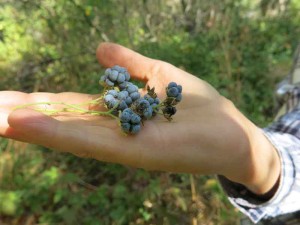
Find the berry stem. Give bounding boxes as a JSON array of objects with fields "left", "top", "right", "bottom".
[
  {"left": 13, "top": 100, "right": 120, "bottom": 120},
  {"left": 13, "top": 101, "right": 89, "bottom": 113},
  {"left": 76, "top": 96, "right": 103, "bottom": 107}
]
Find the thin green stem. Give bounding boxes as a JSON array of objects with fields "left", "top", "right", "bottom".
[
  {"left": 13, "top": 101, "right": 87, "bottom": 112},
  {"left": 78, "top": 96, "right": 103, "bottom": 106},
  {"left": 14, "top": 100, "right": 120, "bottom": 120}
]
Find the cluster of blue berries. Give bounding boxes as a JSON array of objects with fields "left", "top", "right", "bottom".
[
  {"left": 100, "top": 65, "right": 130, "bottom": 88},
  {"left": 100, "top": 65, "right": 182, "bottom": 134},
  {"left": 166, "top": 82, "right": 182, "bottom": 103},
  {"left": 119, "top": 108, "right": 141, "bottom": 134}
]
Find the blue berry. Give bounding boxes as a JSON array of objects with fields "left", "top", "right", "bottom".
[
  {"left": 104, "top": 94, "right": 114, "bottom": 102},
  {"left": 120, "top": 110, "right": 132, "bottom": 123},
  {"left": 120, "top": 115, "right": 131, "bottom": 123},
  {"left": 119, "top": 81, "right": 128, "bottom": 90},
  {"left": 127, "top": 84, "right": 138, "bottom": 93},
  {"left": 108, "top": 70, "right": 118, "bottom": 81},
  {"left": 168, "top": 82, "right": 177, "bottom": 89},
  {"left": 121, "top": 91, "right": 129, "bottom": 97},
  {"left": 121, "top": 122, "right": 131, "bottom": 133},
  {"left": 131, "top": 124, "right": 141, "bottom": 134},
  {"left": 100, "top": 75, "right": 106, "bottom": 82},
  {"left": 123, "top": 108, "right": 133, "bottom": 114},
  {"left": 118, "top": 101, "right": 128, "bottom": 110},
  {"left": 117, "top": 91, "right": 127, "bottom": 100},
  {"left": 104, "top": 68, "right": 111, "bottom": 76},
  {"left": 144, "top": 94, "right": 154, "bottom": 104},
  {"left": 167, "top": 87, "right": 179, "bottom": 97},
  {"left": 131, "top": 113, "right": 141, "bottom": 124},
  {"left": 177, "top": 85, "right": 182, "bottom": 93},
  {"left": 136, "top": 99, "right": 150, "bottom": 111},
  {"left": 110, "top": 101, "right": 118, "bottom": 109},
  {"left": 105, "top": 79, "right": 114, "bottom": 87},
  {"left": 125, "top": 97, "right": 133, "bottom": 105},
  {"left": 130, "top": 92, "right": 140, "bottom": 101},
  {"left": 107, "top": 90, "right": 118, "bottom": 97},
  {"left": 117, "top": 73, "right": 125, "bottom": 83},
  {"left": 124, "top": 72, "right": 130, "bottom": 81},
  {"left": 143, "top": 107, "right": 153, "bottom": 119},
  {"left": 176, "top": 93, "right": 182, "bottom": 102},
  {"left": 105, "top": 97, "right": 118, "bottom": 108},
  {"left": 112, "top": 65, "right": 122, "bottom": 71}
]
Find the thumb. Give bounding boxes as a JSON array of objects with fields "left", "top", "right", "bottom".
[
  {"left": 96, "top": 42, "right": 161, "bottom": 82},
  {"left": 96, "top": 42, "right": 200, "bottom": 91}
]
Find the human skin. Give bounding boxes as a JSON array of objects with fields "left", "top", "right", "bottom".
[{"left": 0, "top": 42, "right": 280, "bottom": 195}]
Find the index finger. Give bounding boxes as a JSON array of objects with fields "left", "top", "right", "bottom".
[{"left": 0, "top": 91, "right": 101, "bottom": 135}]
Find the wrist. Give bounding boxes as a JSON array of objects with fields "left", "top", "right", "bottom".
[
  {"left": 242, "top": 127, "right": 281, "bottom": 195},
  {"left": 220, "top": 98, "right": 281, "bottom": 195}
]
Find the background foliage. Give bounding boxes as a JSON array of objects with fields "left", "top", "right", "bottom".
[{"left": 0, "top": 0, "right": 299, "bottom": 224}]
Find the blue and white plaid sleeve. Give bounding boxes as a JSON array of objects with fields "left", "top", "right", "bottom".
[{"left": 218, "top": 86, "right": 300, "bottom": 224}]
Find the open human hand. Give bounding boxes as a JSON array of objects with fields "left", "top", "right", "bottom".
[{"left": 0, "top": 43, "right": 279, "bottom": 194}]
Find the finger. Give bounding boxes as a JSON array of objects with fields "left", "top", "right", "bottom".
[
  {"left": 96, "top": 42, "right": 163, "bottom": 82},
  {"left": 96, "top": 42, "right": 200, "bottom": 93},
  {"left": 0, "top": 91, "right": 103, "bottom": 135},
  {"left": 7, "top": 109, "right": 112, "bottom": 153},
  {"left": 0, "top": 91, "right": 103, "bottom": 113},
  {"left": 6, "top": 109, "right": 142, "bottom": 166},
  {"left": 30, "top": 92, "right": 101, "bottom": 110}
]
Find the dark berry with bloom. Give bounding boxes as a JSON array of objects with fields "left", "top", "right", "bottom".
[{"left": 119, "top": 108, "right": 141, "bottom": 134}]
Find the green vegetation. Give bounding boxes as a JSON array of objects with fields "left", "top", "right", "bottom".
[{"left": 1, "top": 0, "right": 300, "bottom": 224}]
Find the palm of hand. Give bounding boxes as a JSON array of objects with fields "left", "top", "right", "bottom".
[{"left": 0, "top": 43, "right": 235, "bottom": 175}]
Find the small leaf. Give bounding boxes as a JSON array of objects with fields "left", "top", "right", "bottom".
[{"left": 146, "top": 86, "right": 157, "bottom": 98}]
